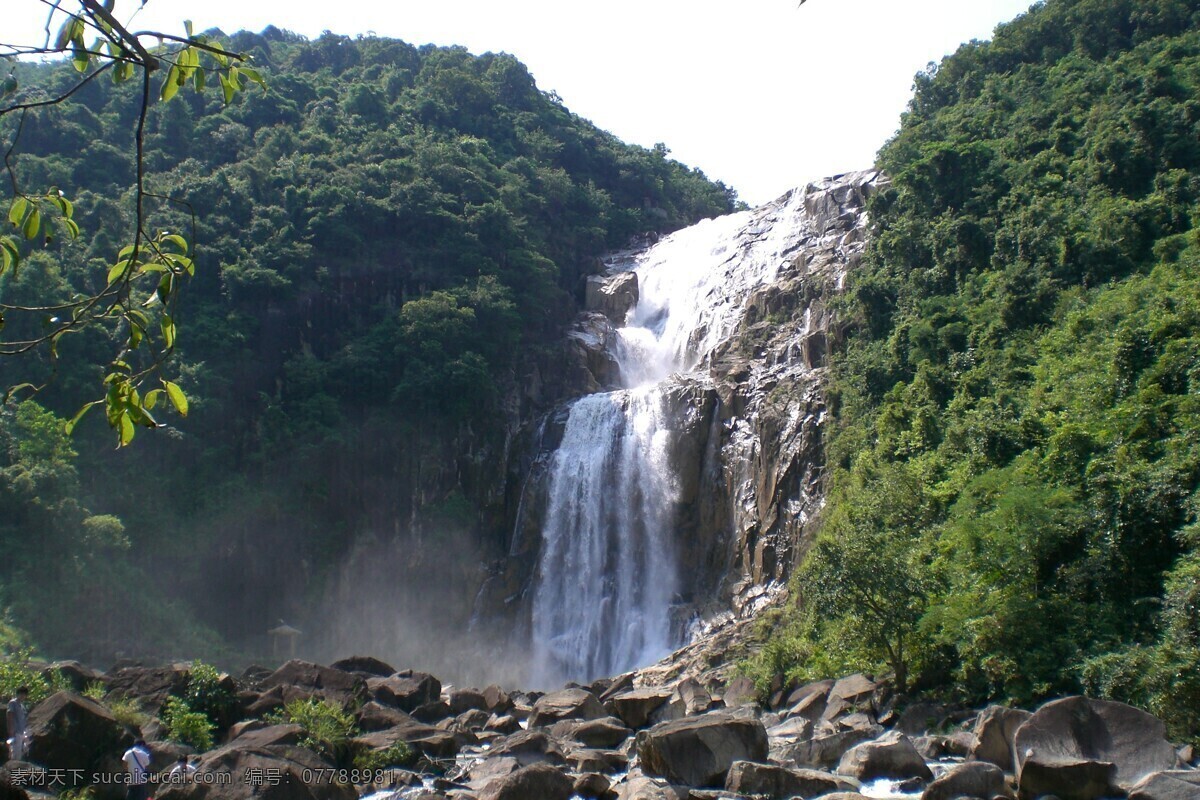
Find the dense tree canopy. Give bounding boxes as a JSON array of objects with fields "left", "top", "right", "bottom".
[
  {"left": 756, "top": 0, "right": 1200, "bottom": 741},
  {"left": 0, "top": 25, "right": 738, "bottom": 661}
]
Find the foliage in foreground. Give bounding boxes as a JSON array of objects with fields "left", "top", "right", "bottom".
[{"left": 754, "top": 0, "right": 1200, "bottom": 741}]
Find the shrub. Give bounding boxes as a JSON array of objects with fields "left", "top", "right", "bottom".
[
  {"left": 184, "top": 660, "right": 235, "bottom": 724},
  {"left": 161, "top": 696, "right": 215, "bottom": 751},
  {"left": 352, "top": 742, "right": 415, "bottom": 771},
  {"left": 269, "top": 698, "right": 357, "bottom": 764}
]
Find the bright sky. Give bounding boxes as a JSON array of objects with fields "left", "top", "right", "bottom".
[{"left": 9, "top": 0, "right": 1037, "bottom": 205}]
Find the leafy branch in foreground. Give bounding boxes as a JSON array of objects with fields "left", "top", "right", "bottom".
[{"left": 0, "top": 0, "right": 264, "bottom": 445}]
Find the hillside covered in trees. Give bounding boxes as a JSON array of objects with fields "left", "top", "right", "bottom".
[
  {"left": 0, "top": 28, "right": 737, "bottom": 663},
  {"left": 755, "top": 0, "right": 1200, "bottom": 741}
]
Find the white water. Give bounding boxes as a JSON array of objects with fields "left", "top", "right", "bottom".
[{"left": 530, "top": 189, "right": 819, "bottom": 686}]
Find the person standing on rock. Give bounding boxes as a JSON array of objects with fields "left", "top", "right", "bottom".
[
  {"left": 168, "top": 755, "right": 197, "bottom": 781},
  {"left": 122, "top": 739, "right": 152, "bottom": 800},
  {"left": 5, "top": 686, "right": 29, "bottom": 761}
]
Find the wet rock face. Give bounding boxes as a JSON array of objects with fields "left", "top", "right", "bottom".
[{"left": 585, "top": 271, "right": 639, "bottom": 324}]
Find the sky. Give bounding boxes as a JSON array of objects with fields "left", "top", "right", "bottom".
[{"left": 8, "top": 0, "right": 1038, "bottom": 205}]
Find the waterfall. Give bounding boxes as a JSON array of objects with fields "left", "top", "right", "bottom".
[{"left": 530, "top": 187, "right": 821, "bottom": 686}]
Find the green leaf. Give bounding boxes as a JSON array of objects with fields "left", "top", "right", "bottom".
[
  {"left": 184, "top": 19, "right": 194, "bottom": 37},
  {"left": 144, "top": 389, "right": 163, "bottom": 410},
  {"left": 0, "top": 237, "right": 17, "bottom": 273},
  {"left": 3, "top": 383, "right": 37, "bottom": 403},
  {"left": 219, "top": 72, "right": 235, "bottom": 104},
  {"left": 161, "top": 313, "right": 176, "bottom": 350},
  {"left": 107, "top": 260, "right": 130, "bottom": 285},
  {"left": 1, "top": 75, "right": 17, "bottom": 98},
  {"left": 65, "top": 401, "right": 101, "bottom": 435},
  {"left": 54, "top": 18, "right": 74, "bottom": 50},
  {"left": 118, "top": 412, "right": 135, "bottom": 447},
  {"left": 194, "top": 67, "right": 206, "bottom": 92},
  {"left": 163, "top": 381, "right": 188, "bottom": 417},
  {"left": 9, "top": 197, "right": 28, "bottom": 227},
  {"left": 161, "top": 64, "right": 181, "bottom": 102},
  {"left": 240, "top": 67, "right": 267, "bottom": 90},
  {"left": 63, "top": 218, "right": 80, "bottom": 239},
  {"left": 72, "top": 45, "right": 90, "bottom": 73},
  {"left": 22, "top": 206, "right": 40, "bottom": 240},
  {"left": 163, "top": 233, "right": 189, "bottom": 253},
  {"left": 114, "top": 61, "right": 134, "bottom": 84}
]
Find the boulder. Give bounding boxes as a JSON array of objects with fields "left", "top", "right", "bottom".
[
  {"left": 26, "top": 692, "right": 130, "bottom": 788},
  {"left": 550, "top": 716, "right": 632, "bottom": 748},
  {"left": 156, "top": 742, "right": 355, "bottom": 800},
  {"left": 477, "top": 762, "right": 574, "bottom": 800},
  {"left": 637, "top": 712, "right": 769, "bottom": 787},
  {"left": 42, "top": 661, "right": 103, "bottom": 693},
  {"left": 615, "top": 773, "right": 683, "bottom": 800},
  {"left": 0, "top": 766, "right": 31, "bottom": 800},
  {"left": 464, "top": 756, "right": 520, "bottom": 792},
  {"left": 487, "top": 730, "right": 566, "bottom": 766},
  {"left": 1017, "top": 757, "right": 1116, "bottom": 800},
  {"left": 971, "top": 705, "right": 1031, "bottom": 772},
  {"left": 366, "top": 670, "right": 440, "bottom": 712},
  {"left": 226, "top": 724, "right": 303, "bottom": 749},
  {"left": 922, "top": 762, "right": 1014, "bottom": 800},
  {"left": 568, "top": 748, "right": 628, "bottom": 774},
  {"left": 448, "top": 688, "right": 488, "bottom": 715},
  {"left": 1129, "top": 770, "right": 1200, "bottom": 800},
  {"left": 721, "top": 676, "right": 757, "bottom": 708},
  {"left": 327, "top": 656, "right": 394, "bottom": 677},
  {"left": 610, "top": 688, "right": 673, "bottom": 729},
  {"left": 356, "top": 701, "right": 412, "bottom": 732},
  {"left": 829, "top": 674, "right": 877, "bottom": 707},
  {"left": 895, "top": 701, "right": 951, "bottom": 736},
  {"left": 781, "top": 724, "right": 883, "bottom": 769},
  {"left": 106, "top": 664, "right": 191, "bottom": 710},
  {"left": 485, "top": 714, "right": 522, "bottom": 735},
  {"left": 585, "top": 271, "right": 639, "bottom": 324},
  {"left": 1014, "top": 697, "right": 1178, "bottom": 793},
  {"left": 837, "top": 731, "right": 933, "bottom": 783},
  {"left": 573, "top": 772, "right": 611, "bottom": 799},
  {"left": 482, "top": 685, "right": 513, "bottom": 714},
  {"left": 353, "top": 716, "right": 460, "bottom": 759},
  {"left": 528, "top": 688, "right": 605, "bottom": 727},
  {"left": 454, "top": 709, "right": 490, "bottom": 731},
  {"left": 260, "top": 661, "right": 365, "bottom": 708},
  {"left": 724, "top": 760, "right": 853, "bottom": 798}
]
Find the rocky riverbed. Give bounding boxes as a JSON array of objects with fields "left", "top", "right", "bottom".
[{"left": 3, "top": 655, "right": 1197, "bottom": 800}]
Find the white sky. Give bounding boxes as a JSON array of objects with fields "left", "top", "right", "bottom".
[{"left": 9, "top": 0, "right": 1037, "bottom": 205}]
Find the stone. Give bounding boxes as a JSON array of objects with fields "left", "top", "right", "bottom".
[
  {"left": 675, "top": 679, "right": 715, "bottom": 717},
  {"left": 26, "top": 692, "right": 130, "bottom": 791},
  {"left": 411, "top": 700, "right": 452, "bottom": 723},
  {"left": 829, "top": 674, "right": 877, "bottom": 707},
  {"left": 356, "top": 701, "right": 412, "bottom": 732},
  {"left": 573, "top": 772, "right": 611, "bottom": 799},
  {"left": 637, "top": 712, "right": 769, "bottom": 788},
  {"left": 550, "top": 716, "right": 632, "bottom": 748},
  {"left": 156, "top": 742, "right": 355, "bottom": 800},
  {"left": 105, "top": 664, "right": 191, "bottom": 710},
  {"left": 0, "top": 766, "right": 31, "bottom": 800},
  {"left": 922, "top": 762, "right": 1014, "bottom": 800},
  {"left": 615, "top": 773, "right": 683, "bottom": 800},
  {"left": 482, "top": 685, "right": 513, "bottom": 714},
  {"left": 448, "top": 688, "right": 488, "bottom": 715},
  {"left": 528, "top": 688, "right": 606, "bottom": 727},
  {"left": 261, "top": 660, "right": 365, "bottom": 708},
  {"left": 610, "top": 688, "right": 673, "bottom": 729},
  {"left": 1014, "top": 696, "right": 1178, "bottom": 793},
  {"left": 353, "top": 716, "right": 460, "bottom": 759},
  {"left": 971, "top": 705, "right": 1032, "bottom": 773},
  {"left": 484, "top": 714, "right": 522, "bottom": 735},
  {"left": 781, "top": 724, "right": 883, "bottom": 770},
  {"left": 465, "top": 756, "right": 520, "bottom": 792},
  {"left": 1128, "top": 770, "right": 1200, "bottom": 800},
  {"left": 1017, "top": 757, "right": 1116, "bottom": 800},
  {"left": 585, "top": 271, "right": 639, "bottom": 324},
  {"left": 836, "top": 731, "right": 933, "bottom": 783},
  {"left": 43, "top": 661, "right": 103, "bottom": 693},
  {"left": 477, "top": 763, "right": 574, "bottom": 800},
  {"left": 785, "top": 679, "right": 833, "bottom": 710},
  {"left": 327, "top": 656, "right": 395, "bottom": 677},
  {"left": 724, "top": 760, "right": 853, "bottom": 798},
  {"left": 721, "top": 676, "right": 757, "bottom": 708},
  {"left": 487, "top": 730, "right": 566, "bottom": 766},
  {"left": 226, "top": 724, "right": 303, "bottom": 749},
  {"left": 367, "top": 670, "right": 441, "bottom": 712},
  {"left": 895, "top": 701, "right": 950, "bottom": 736}
]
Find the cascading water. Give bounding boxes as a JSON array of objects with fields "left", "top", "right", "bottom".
[{"left": 530, "top": 188, "right": 826, "bottom": 687}]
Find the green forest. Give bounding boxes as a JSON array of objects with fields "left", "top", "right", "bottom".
[
  {"left": 755, "top": 0, "right": 1200, "bottom": 741},
  {"left": 0, "top": 27, "right": 736, "bottom": 662}
]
